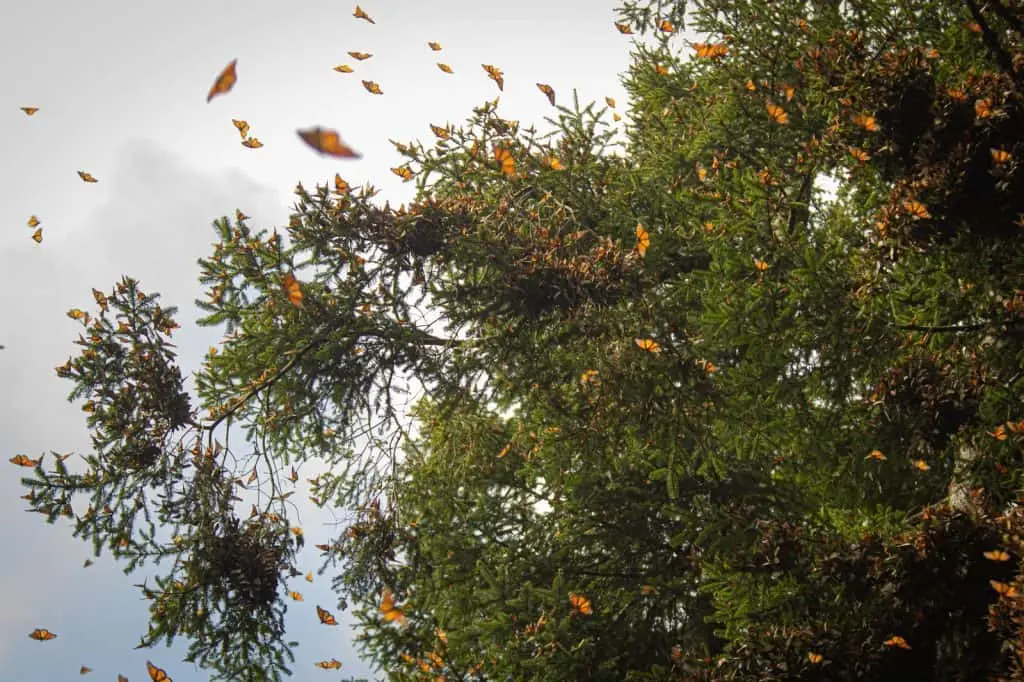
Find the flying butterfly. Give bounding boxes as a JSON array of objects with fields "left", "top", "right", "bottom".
[
  {"left": 635, "top": 223, "right": 650, "bottom": 257},
  {"left": 482, "top": 64, "right": 504, "bottom": 91},
  {"left": 146, "top": 660, "right": 171, "bottom": 682},
  {"left": 391, "top": 166, "right": 414, "bottom": 181},
  {"left": 614, "top": 22, "right": 633, "bottom": 34},
  {"left": 232, "top": 119, "right": 250, "bottom": 139},
  {"left": 28, "top": 628, "right": 57, "bottom": 641},
  {"left": 306, "top": 571, "right": 314, "bottom": 582},
  {"left": 866, "top": 449, "right": 886, "bottom": 461},
  {"left": 991, "top": 148, "right": 1011, "bottom": 166},
  {"left": 21, "top": 107, "right": 39, "bottom": 115},
  {"left": 333, "top": 64, "right": 354, "bottom": 73},
  {"left": 118, "top": 676, "right": 128, "bottom": 682},
  {"left": 333, "top": 174, "right": 351, "bottom": 194},
  {"left": 236, "top": 209, "right": 250, "bottom": 222},
  {"left": 430, "top": 124, "right": 450, "bottom": 139},
  {"left": 437, "top": 62, "right": 453, "bottom": 74},
  {"left": 78, "top": 171, "right": 98, "bottom": 183},
  {"left": 289, "top": 591, "right": 304, "bottom": 601},
  {"left": 206, "top": 59, "right": 238, "bottom": 102},
  {"left": 912, "top": 459, "right": 930, "bottom": 471},
  {"left": 536, "top": 83, "right": 555, "bottom": 106},
  {"left": 348, "top": 51, "right": 372, "bottom": 60},
  {"left": 658, "top": 19, "right": 675, "bottom": 33},
  {"left": 884, "top": 635, "right": 911, "bottom": 650},
  {"left": 605, "top": 96, "right": 616, "bottom": 108},
  {"left": 428, "top": 41, "right": 442, "bottom": 51},
  {"left": 315, "top": 659, "right": 342, "bottom": 670},
  {"left": 297, "top": 127, "right": 361, "bottom": 158},
  {"left": 316, "top": 605, "right": 339, "bottom": 625},
  {"left": 634, "top": 338, "right": 661, "bottom": 353},
  {"left": 353, "top": 5, "right": 375, "bottom": 23},
  {"left": 984, "top": 550, "right": 1011, "bottom": 561},
  {"left": 808, "top": 652, "right": 824, "bottom": 664},
  {"left": 362, "top": 80, "right": 383, "bottom": 95},
  {"left": 10, "top": 454, "right": 41, "bottom": 467},
  {"left": 241, "top": 137, "right": 263, "bottom": 149},
  {"left": 81, "top": 666, "right": 93, "bottom": 675},
  {"left": 766, "top": 102, "right": 789, "bottom": 124},
  {"left": 852, "top": 112, "right": 879, "bottom": 131},
  {"left": 380, "top": 588, "right": 408, "bottom": 626},
  {"left": 281, "top": 273, "right": 303, "bottom": 307},
  {"left": 569, "top": 592, "right": 592, "bottom": 615},
  {"left": 27, "top": 215, "right": 40, "bottom": 227}
]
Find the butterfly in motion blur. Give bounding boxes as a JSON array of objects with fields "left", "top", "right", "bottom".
[
  {"left": 362, "top": 80, "right": 383, "bottom": 95},
  {"left": 78, "top": 170, "right": 98, "bottom": 183},
  {"left": 353, "top": 5, "right": 374, "bottom": 23},
  {"left": 297, "top": 127, "right": 361, "bottom": 158},
  {"left": 28, "top": 628, "right": 57, "bottom": 640},
  {"left": 380, "top": 588, "right": 408, "bottom": 626},
  {"left": 10, "top": 454, "right": 41, "bottom": 467},
  {"left": 206, "top": 59, "right": 238, "bottom": 102},
  {"left": 316, "top": 605, "right": 338, "bottom": 625},
  {"left": 348, "top": 51, "right": 372, "bottom": 60},
  {"left": 437, "top": 63, "right": 453, "bottom": 73},
  {"left": 21, "top": 107, "right": 39, "bottom": 115},
  {"left": 428, "top": 41, "right": 442, "bottom": 51},
  {"left": 569, "top": 592, "right": 592, "bottom": 615},
  {"left": 147, "top": 660, "right": 172, "bottom": 682},
  {"left": 537, "top": 83, "right": 556, "bottom": 106},
  {"left": 482, "top": 64, "right": 504, "bottom": 90},
  {"left": 314, "top": 659, "right": 342, "bottom": 670}
]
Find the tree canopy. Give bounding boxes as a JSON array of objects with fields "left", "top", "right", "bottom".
[{"left": 17, "top": 0, "right": 1024, "bottom": 679}]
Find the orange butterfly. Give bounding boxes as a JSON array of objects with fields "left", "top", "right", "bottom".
[
  {"left": 975, "top": 98, "right": 993, "bottom": 119},
  {"left": 992, "top": 580, "right": 1019, "bottom": 596},
  {"left": 31, "top": 228, "right": 43, "bottom": 244},
  {"left": 288, "top": 466, "right": 298, "bottom": 482},
  {"left": 991, "top": 148, "right": 1011, "bottom": 165},
  {"left": 241, "top": 137, "right": 263, "bottom": 149},
  {"left": 613, "top": 112, "right": 622, "bottom": 121},
  {"left": 380, "top": 588, "right": 408, "bottom": 626},
  {"left": 289, "top": 591, "right": 304, "bottom": 601},
  {"left": 658, "top": 19, "right": 675, "bottom": 33},
  {"left": 146, "top": 660, "right": 171, "bottom": 682},
  {"left": 315, "top": 659, "right": 342, "bottom": 670},
  {"left": 745, "top": 79, "right": 757, "bottom": 91},
  {"left": 947, "top": 88, "right": 968, "bottom": 103},
  {"left": 316, "top": 605, "right": 339, "bottom": 625},
  {"left": 333, "top": 64, "right": 354, "bottom": 73},
  {"left": 428, "top": 41, "right": 442, "bottom": 51},
  {"left": 605, "top": 96, "right": 616, "bottom": 108},
  {"left": 884, "top": 635, "right": 911, "bottom": 650},
  {"left": 118, "top": 676, "right": 129, "bottom": 682},
  {"left": 306, "top": 571, "right": 314, "bottom": 582},
  {"left": 78, "top": 170, "right": 98, "bottom": 183},
  {"left": 808, "top": 652, "right": 824, "bottom": 664},
  {"left": 849, "top": 146, "right": 870, "bottom": 162},
  {"left": 903, "top": 199, "right": 931, "bottom": 219},
  {"left": 236, "top": 209, "right": 250, "bottom": 222},
  {"left": 569, "top": 592, "right": 592, "bottom": 615},
  {"left": 28, "top": 628, "right": 57, "bottom": 641},
  {"left": 27, "top": 215, "right": 40, "bottom": 227},
  {"left": 348, "top": 51, "right": 372, "bottom": 60},
  {"left": 852, "top": 113, "right": 879, "bottom": 131},
  {"left": 437, "top": 62, "right": 453, "bottom": 74},
  {"left": 362, "top": 80, "right": 383, "bottom": 95},
  {"left": 865, "top": 450, "right": 886, "bottom": 461},
  {"left": 482, "top": 64, "right": 504, "bottom": 91},
  {"left": 232, "top": 119, "right": 250, "bottom": 138},
  {"left": 635, "top": 223, "right": 650, "bottom": 257},
  {"left": 634, "top": 338, "right": 661, "bottom": 353},
  {"left": 614, "top": 22, "right": 633, "bottom": 34},
  {"left": 353, "top": 5, "right": 374, "bottom": 23},
  {"left": 536, "top": 83, "right": 555, "bottom": 106},
  {"left": 781, "top": 84, "right": 795, "bottom": 102},
  {"left": 754, "top": 258, "right": 769, "bottom": 272},
  {"left": 984, "top": 550, "right": 1011, "bottom": 561},
  {"left": 21, "top": 107, "right": 39, "bottom": 115},
  {"left": 543, "top": 156, "right": 565, "bottom": 170},
  {"left": 282, "top": 272, "right": 303, "bottom": 307},
  {"left": 391, "top": 166, "right": 414, "bottom": 181},
  {"left": 766, "top": 102, "right": 789, "bottom": 124},
  {"left": 494, "top": 146, "right": 515, "bottom": 176},
  {"left": 297, "top": 127, "right": 361, "bottom": 158},
  {"left": 10, "top": 454, "right": 40, "bottom": 467},
  {"left": 692, "top": 42, "right": 728, "bottom": 58},
  {"left": 333, "top": 174, "right": 351, "bottom": 193},
  {"left": 912, "top": 459, "right": 930, "bottom": 471},
  {"left": 430, "top": 124, "right": 450, "bottom": 139},
  {"left": 81, "top": 666, "right": 93, "bottom": 674},
  {"left": 206, "top": 59, "right": 238, "bottom": 103}
]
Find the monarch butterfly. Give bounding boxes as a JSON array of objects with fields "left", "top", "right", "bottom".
[
  {"left": 569, "top": 592, "right": 592, "bottom": 615},
  {"left": 613, "top": 112, "right": 622, "bottom": 121},
  {"left": 21, "top": 106, "right": 39, "bottom": 115},
  {"left": 912, "top": 459, "right": 930, "bottom": 471},
  {"left": 808, "top": 652, "right": 824, "bottom": 664},
  {"left": 605, "top": 96, "right": 616, "bottom": 108},
  {"left": 766, "top": 102, "right": 789, "bottom": 124},
  {"left": 80, "top": 666, "right": 93, "bottom": 674},
  {"left": 692, "top": 42, "right": 728, "bottom": 58},
  {"left": 31, "top": 228, "right": 43, "bottom": 243},
  {"left": 614, "top": 22, "right": 633, "bottom": 34},
  {"left": 659, "top": 19, "right": 675, "bottom": 33},
  {"left": 852, "top": 113, "right": 879, "bottom": 131},
  {"left": 235, "top": 209, "right": 250, "bottom": 222},
  {"left": 333, "top": 174, "right": 351, "bottom": 194},
  {"left": 380, "top": 588, "right": 408, "bottom": 626},
  {"left": 884, "top": 635, "right": 911, "bottom": 650},
  {"left": 745, "top": 79, "right": 757, "bottom": 91},
  {"left": 991, "top": 424, "right": 1008, "bottom": 440},
  {"left": 288, "top": 466, "right": 298, "bottom": 482},
  {"left": 290, "top": 526, "right": 303, "bottom": 536},
  {"left": 391, "top": 166, "right": 414, "bottom": 181},
  {"left": 494, "top": 147, "right": 515, "bottom": 176},
  {"left": 482, "top": 64, "right": 504, "bottom": 91},
  {"left": 27, "top": 215, "right": 40, "bottom": 227},
  {"left": 206, "top": 59, "right": 238, "bottom": 103},
  {"left": 849, "top": 146, "right": 870, "bottom": 162},
  {"left": 437, "top": 62, "right": 453, "bottom": 73},
  {"left": 781, "top": 84, "right": 795, "bottom": 102},
  {"left": 78, "top": 171, "right": 98, "bottom": 183},
  {"left": 281, "top": 272, "right": 303, "bottom": 307},
  {"left": 984, "top": 550, "right": 1011, "bottom": 561},
  {"left": 991, "top": 580, "right": 1018, "bottom": 597},
  {"left": 536, "top": 83, "right": 555, "bottom": 106},
  {"left": 28, "top": 628, "right": 57, "bottom": 641},
  {"left": 635, "top": 223, "right": 650, "bottom": 257},
  {"left": 754, "top": 258, "right": 769, "bottom": 272},
  {"left": 430, "top": 124, "right": 450, "bottom": 139},
  {"left": 543, "top": 156, "right": 565, "bottom": 171},
  {"left": 348, "top": 51, "right": 372, "bottom": 60},
  {"left": 865, "top": 450, "right": 886, "bottom": 461},
  {"left": 306, "top": 571, "right": 314, "bottom": 582},
  {"left": 10, "top": 454, "right": 40, "bottom": 467},
  {"left": 634, "top": 338, "right": 661, "bottom": 353},
  {"left": 316, "top": 605, "right": 339, "bottom": 625},
  {"left": 297, "top": 127, "right": 361, "bottom": 158},
  {"left": 975, "top": 98, "right": 993, "bottom": 119},
  {"left": 315, "top": 659, "right": 342, "bottom": 670},
  {"left": 947, "top": 88, "right": 968, "bottom": 103},
  {"left": 232, "top": 119, "right": 250, "bottom": 138},
  {"left": 353, "top": 5, "right": 374, "bottom": 23},
  {"left": 146, "top": 660, "right": 171, "bottom": 682},
  {"left": 991, "top": 148, "right": 1011, "bottom": 166},
  {"left": 654, "top": 64, "right": 669, "bottom": 75},
  {"left": 903, "top": 199, "right": 931, "bottom": 219},
  {"left": 289, "top": 591, "right": 304, "bottom": 601},
  {"left": 118, "top": 675, "right": 129, "bottom": 682},
  {"left": 241, "top": 137, "right": 263, "bottom": 148},
  {"left": 362, "top": 80, "right": 383, "bottom": 95},
  {"left": 428, "top": 41, "right": 442, "bottom": 51},
  {"left": 315, "top": 543, "right": 332, "bottom": 552},
  {"left": 333, "top": 64, "right": 354, "bottom": 73}
]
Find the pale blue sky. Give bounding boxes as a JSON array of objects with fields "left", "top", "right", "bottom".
[{"left": 0, "top": 1, "right": 645, "bottom": 679}]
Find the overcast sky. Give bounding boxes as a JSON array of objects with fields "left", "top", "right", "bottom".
[{"left": 0, "top": 1, "right": 641, "bottom": 679}]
